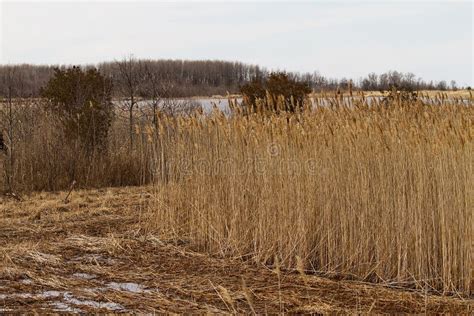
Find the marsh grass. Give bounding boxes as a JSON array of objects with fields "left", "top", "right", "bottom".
[
  {"left": 1, "top": 96, "right": 472, "bottom": 296},
  {"left": 149, "top": 97, "right": 472, "bottom": 296}
]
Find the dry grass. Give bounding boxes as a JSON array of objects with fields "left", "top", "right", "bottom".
[
  {"left": 147, "top": 99, "right": 473, "bottom": 297},
  {"left": 1, "top": 95, "right": 472, "bottom": 308},
  {"left": 0, "top": 99, "right": 155, "bottom": 191},
  {"left": 0, "top": 187, "right": 472, "bottom": 313}
]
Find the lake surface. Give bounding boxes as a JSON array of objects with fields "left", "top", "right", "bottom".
[
  {"left": 115, "top": 98, "right": 240, "bottom": 113},
  {"left": 115, "top": 96, "right": 471, "bottom": 114}
]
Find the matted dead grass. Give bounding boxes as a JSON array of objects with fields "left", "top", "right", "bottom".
[{"left": 0, "top": 186, "right": 472, "bottom": 313}]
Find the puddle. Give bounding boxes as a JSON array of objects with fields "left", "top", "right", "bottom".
[
  {"left": 107, "top": 282, "right": 149, "bottom": 293},
  {"left": 73, "top": 272, "right": 97, "bottom": 280}
]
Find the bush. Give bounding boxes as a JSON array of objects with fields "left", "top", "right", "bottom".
[
  {"left": 240, "top": 72, "right": 311, "bottom": 113},
  {"left": 41, "top": 66, "right": 114, "bottom": 151}
]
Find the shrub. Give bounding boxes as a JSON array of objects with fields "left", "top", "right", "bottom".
[
  {"left": 240, "top": 72, "right": 311, "bottom": 113},
  {"left": 41, "top": 66, "right": 114, "bottom": 151}
]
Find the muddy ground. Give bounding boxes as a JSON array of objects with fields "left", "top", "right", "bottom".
[{"left": 0, "top": 187, "right": 472, "bottom": 313}]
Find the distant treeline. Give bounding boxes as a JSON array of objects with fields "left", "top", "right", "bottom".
[{"left": 0, "top": 59, "right": 464, "bottom": 98}]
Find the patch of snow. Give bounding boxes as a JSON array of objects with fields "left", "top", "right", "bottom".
[
  {"left": 50, "top": 301, "right": 82, "bottom": 313},
  {"left": 1, "top": 290, "right": 124, "bottom": 312},
  {"left": 20, "top": 278, "right": 33, "bottom": 285},
  {"left": 107, "top": 282, "right": 149, "bottom": 293},
  {"left": 73, "top": 272, "right": 96, "bottom": 280},
  {"left": 40, "top": 290, "right": 63, "bottom": 298},
  {"left": 0, "top": 293, "right": 33, "bottom": 299},
  {"left": 63, "top": 292, "right": 124, "bottom": 311},
  {"left": 16, "top": 293, "right": 33, "bottom": 298},
  {"left": 1, "top": 290, "right": 65, "bottom": 300}
]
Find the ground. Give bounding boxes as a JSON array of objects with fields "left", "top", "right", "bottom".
[{"left": 0, "top": 187, "right": 472, "bottom": 313}]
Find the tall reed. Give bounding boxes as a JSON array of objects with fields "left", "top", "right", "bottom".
[
  {"left": 1, "top": 96, "right": 472, "bottom": 295},
  {"left": 149, "top": 98, "right": 472, "bottom": 296}
]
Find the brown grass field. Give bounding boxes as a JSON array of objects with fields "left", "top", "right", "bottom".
[
  {"left": 1, "top": 187, "right": 472, "bottom": 313},
  {"left": 1, "top": 96, "right": 473, "bottom": 313}
]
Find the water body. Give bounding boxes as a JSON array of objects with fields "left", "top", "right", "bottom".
[
  {"left": 114, "top": 98, "right": 239, "bottom": 113},
  {"left": 115, "top": 96, "right": 471, "bottom": 115}
]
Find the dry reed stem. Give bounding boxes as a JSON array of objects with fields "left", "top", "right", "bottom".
[{"left": 148, "top": 99, "right": 473, "bottom": 296}]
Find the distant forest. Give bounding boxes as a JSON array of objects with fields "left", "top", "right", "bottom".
[{"left": 0, "top": 59, "right": 463, "bottom": 98}]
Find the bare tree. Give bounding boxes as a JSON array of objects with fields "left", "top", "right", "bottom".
[
  {"left": 450, "top": 80, "right": 457, "bottom": 91},
  {"left": 114, "top": 55, "right": 144, "bottom": 148},
  {"left": 0, "top": 66, "right": 23, "bottom": 192},
  {"left": 142, "top": 64, "right": 171, "bottom": 130},
  {"left": 437, "top": 80, "right": 447, "bottom": 91},
  {"left": 0, "top": 61, "right": 459, "bottom": 98}
]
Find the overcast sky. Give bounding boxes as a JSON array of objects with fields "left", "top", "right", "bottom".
[{"left": 1, "top": 1, "right": 472, "bottom": 85}]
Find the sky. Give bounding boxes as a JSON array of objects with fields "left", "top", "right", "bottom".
[{"left": 0, "top": 0, "right": 472, "bottom": 86}]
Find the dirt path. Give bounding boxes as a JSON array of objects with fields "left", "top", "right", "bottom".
[{"left": 0, "top": 187, "right": 472, "bottom": 313}]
